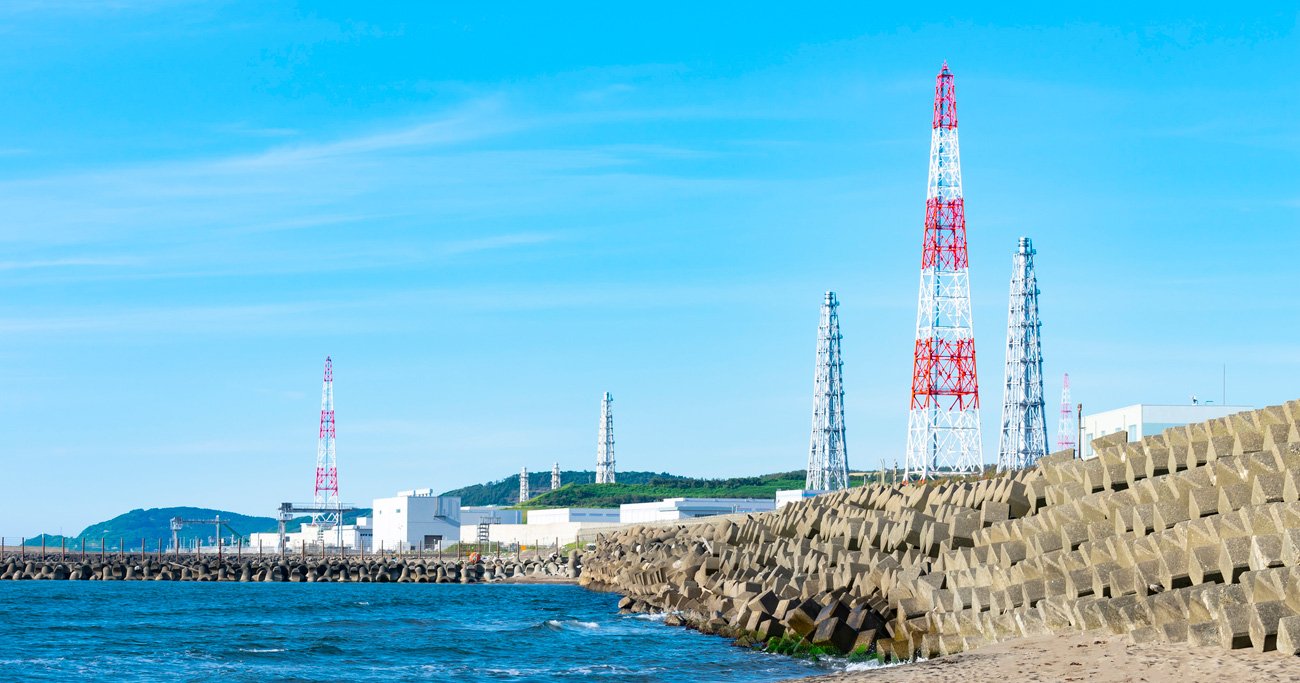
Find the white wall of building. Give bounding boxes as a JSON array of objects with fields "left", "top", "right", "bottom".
[
  {"left": 246, "top": 518, "right": 372, "bottom": 552},
  {"left": 460, "top": 506, "right": 523, "bottom": 526},
  {"left": 467, "top": 521, "right": 619, "bottom": 546},
  {"left": 776, "top": 489, "right": 823, "bottom": 508},
  {"left": 372, "top": 490, "right": 461, "bottom": 552},
  {"left": 526, "top": 507, "right": 621, "bottom": 524},
  {"left": 620, "top": 497, "right": 775, "bottom": 524},
  {"left": 1081, "top": 404, "right": 1252, "bottom": 458}
]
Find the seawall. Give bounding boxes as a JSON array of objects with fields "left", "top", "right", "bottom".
[
  {"left": 0, "top": 552, "right": 582, "bottom": 583},
  {"left": 580, "top": 399, "right": 1300, "bottom": 660}
]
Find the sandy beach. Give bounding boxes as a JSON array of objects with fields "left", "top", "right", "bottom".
[{"left": 790, "top": 631, "right": 1298, "bottom": 682}]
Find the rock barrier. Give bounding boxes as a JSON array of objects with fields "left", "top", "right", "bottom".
[
  {"left": 581, "top": 399, "right": 1300, "bottom": 661},
  {"left": 0, "top": 552, "right": 581, "bottom": 583}
]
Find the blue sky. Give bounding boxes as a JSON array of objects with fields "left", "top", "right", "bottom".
[{"left": 0, "top": 2, "right": 1295, "bottom": 535}]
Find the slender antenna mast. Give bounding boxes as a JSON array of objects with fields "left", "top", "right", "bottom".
[
  {"left": 551, "top": 462, "right": 561, "bottom": 491},
  {"left": 313, "top": 357, "right": 340, "bottom": 532},
  {"left": 1056, "top": 373, "right": 1076, "bottom": 452},
  {"left": 596, "top": 393, "right": 616, "bottom": 484},
  {"left": 806, "top": 291, "right": 849, "bottom": 490},
  {"left": 905, "top": 62, "right": 983, "bottom": 480},
  {"left": 996, "top": 238, "right": 1048, "bottom": 471},
  {"left": 519, "top": 466, "right": 530, "bottom": 503}
]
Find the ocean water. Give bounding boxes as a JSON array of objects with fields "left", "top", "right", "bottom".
[{"left": 0, "top": 583, "right": 852, "bottom": 682}]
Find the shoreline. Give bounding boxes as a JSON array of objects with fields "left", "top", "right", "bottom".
[{"left": 783, "top": 630, "right": 1297, "bottom": 682}]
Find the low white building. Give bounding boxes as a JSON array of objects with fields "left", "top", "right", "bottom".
[
  {"left": 372, "top": 489, "right": 460, "bottom": 552},
  {"left": 775, "top": 489, "right": 823, "bottom": 508},
  {"left": 1081, "top": 403, "right": 1252, "bottom": 458},
  {"left": 525, "top": 508, "right": 621, "bottom": 524},
  {"left": 620, "top": 497, "right": 775, "bottom": 524},
  {"left": 460, "top": 506, "right": 523, "bottom": 527},
  {"left": 247, "top": 517, "right": 372, "bottom": 553}
]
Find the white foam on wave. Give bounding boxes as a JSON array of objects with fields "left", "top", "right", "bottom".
[
  {"left": 630, "top": 612, "right": 667, "bottom": 622},
  {"left": 545, "top": 619, "right": 600, "bottom": 630},
  {"left": 238, "top": 648, "right": 287, "bottom": 653}
]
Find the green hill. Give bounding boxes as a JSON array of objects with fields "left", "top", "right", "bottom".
[
  {"left": 440, "top": 470, "right": 689, "bottom": 506},
  {"left": 518, "top": 471, "right": 808, "bottom": 508},
  {"left": 21, "top": 506, "right": 374, "bottom": 550}
]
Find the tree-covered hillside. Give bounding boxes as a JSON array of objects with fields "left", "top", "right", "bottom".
[
  {"left": 518, "top": 471, "right": 808, "bottom": 508},
  {"left": 440, "top": 470, "right": 688, "bottom": 506}
]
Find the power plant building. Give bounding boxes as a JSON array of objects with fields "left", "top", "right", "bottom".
[
  {"left": 371, "top": 489, "right": 460, "bottom": 552},
  {"left": 619, "top": 497, "right": 775, "bottom": 524},
  {"left": 1080, "top": 403, "right": 1252, "bottom": 458}
]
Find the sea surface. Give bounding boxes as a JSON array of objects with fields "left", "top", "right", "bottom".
[{"left": 0, "top": 582, "right": 868, "bottom": 682}]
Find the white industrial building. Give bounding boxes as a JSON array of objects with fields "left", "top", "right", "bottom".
[
  {"left": 247, "top": 518, "right": 372, "bottom": 553},
  {"left": 526, "top": 508, "right": 621, "bottom": 524},
  {"left": 1081, "top": 403, "right": 1252, "bottom": 458},
  {"left": 460, "top": 506, "right": 523, "bottom": 527},
  {"left": 775, "top": 489, "right": 823, "bottom": 508},
  {"left": 619, "top": 497, "right": 775, "bottom": 524},
  {"left": 372, "top": 489, "right": 461, "bottom": 552}
]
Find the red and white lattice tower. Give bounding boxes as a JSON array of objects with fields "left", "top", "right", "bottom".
[
  {"left": 313, "top": 356, "right": 340, "bottom": 529},
  {"left": 905, "top": 62, "right": 983, "bottom": 480},
  {"left": 1056, "top": 373, "right": 1076, "bottom": 453}
]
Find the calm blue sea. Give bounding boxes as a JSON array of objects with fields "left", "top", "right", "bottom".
[{"left": 0, "top": 583, "right": 858, "bottom": 682}]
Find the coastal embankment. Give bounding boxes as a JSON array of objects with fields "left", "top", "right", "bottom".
[
  {"left": 0, "top": 552, "right": 581, "bottom": 583},
  {"left": 580, "top": 400, "right": 1300, "bottom": 665}
]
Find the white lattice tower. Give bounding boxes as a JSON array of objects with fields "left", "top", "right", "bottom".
[
  {"left": 596, "top": 392, "right": 616, "bottom": 484},
  {"left": 313, "top": 356, "right": 340, "bottom": 530},
  {"left": 1057, "top": 373, "right": 1076, "bottom": 452},
  {"left": 519, "top": 466, "right": 530, "bottom": 503},
  {"left": 551, "top": 462, "right": 561, "bottom": 491},
  {"left": 905, "top": 62, "right": 983, "bottom": 480},
  {"left": 807, "top": 291, "right": 849, "bottom": 490},
  {"left": 997, "top": 238, "right": 1048, "bottom": 471}
]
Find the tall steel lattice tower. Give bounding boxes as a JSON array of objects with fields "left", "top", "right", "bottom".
[
  {"left": 595, "top": 392, "right": 616, "bottom": 484},
  {"left": 806, "top": 292, "right": 849, "bottom": 490},
  {"left": 551, "top": 462, "right": 561, "bottom": 491},
  {"left": 313, "top": 356, "right": 340, "bottom": 529},
  {"left": 996, "top": 238, "right": 1048, "bottom": 471},
  {"left": 519, "top": 466, "right": 530, "bottom": 503},
  {"left": 1057, "top": 373, "right": 1076, "bottom": 453},
  {"left": 906, "top": 62, "right": 983, "bottom": 480}
]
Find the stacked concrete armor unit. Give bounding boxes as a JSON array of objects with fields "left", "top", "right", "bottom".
[
  {"left": 580, "top": 400, "right": 1300, "bottom": 660},
  {"left": 0, "top": 552, "right": 583, "bottom": 583}
]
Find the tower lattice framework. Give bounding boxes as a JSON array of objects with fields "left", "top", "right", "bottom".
[
  {"left": 313, "top": 356, "right": 340, "bottom": 529},
  {"left": 596, "top": 392, "right": 616, "bottom": 483},
  {"left": 997, "top": 238, "right": 1048, "bottom": 471},
  {"left": 807, "top": 291, "right": 849, "bottom": 490},
  {"left": 906, "top": 62, "right": 983, "bottom": 479},
  {"left": 551, "top": 462, "right": 561, "bottom": 491},
  {"left": 519, "top": 466, "right": 530, "bottom": 503},
  {"left": 1057, "top": 373, "right": 1076, "bottom": 453}
]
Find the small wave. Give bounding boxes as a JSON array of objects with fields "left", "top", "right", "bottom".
[
  {"left": 354, "top": 601, "right": 370, "bottom": 606},
  {"left": 629, "top": 612, "right": 667, "bottom": 622},
  {"left": 237, "top": 648, "right": 286, "bottom": 654},
  {"left": 306, "top": 643, "right": 344, "bottom": 655},
  {"left": 544, "top": 619, "right": 600, "bottom": 630}
]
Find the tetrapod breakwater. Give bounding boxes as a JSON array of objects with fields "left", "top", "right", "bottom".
[
  {"left": 0, "top": 551, "right": 583, "bottom": 583},
  {"left": 580, "top": 400, "right": 1300, "bottom": 661}
]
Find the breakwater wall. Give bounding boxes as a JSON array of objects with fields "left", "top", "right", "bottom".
[
  {"left": 1, "top": 552, "right": 582, "bottom": 583},
  {"left": 580, "top": 400, "right": 1300, "bottom": 660}
]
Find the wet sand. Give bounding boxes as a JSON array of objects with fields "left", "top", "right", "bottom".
[{"left": 790, "top": 631, "right": 1298, "bottom": 682}]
